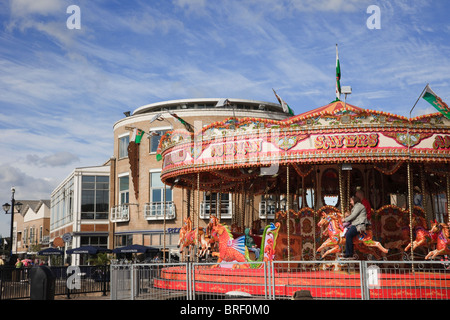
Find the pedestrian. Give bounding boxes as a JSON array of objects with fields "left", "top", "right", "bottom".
[
  {"left": 15, "top": 258, "right": 23, "bottom": 268},
  {"left": 343, "top": 195, "right": 368, "bottom": 258}
]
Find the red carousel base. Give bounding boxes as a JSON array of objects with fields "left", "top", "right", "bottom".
[{"left": 153, "top": 264, "right": 450, "bottom": 299}]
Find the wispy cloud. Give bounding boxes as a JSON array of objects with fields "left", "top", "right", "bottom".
[{"left": 26, "top": 151, "right": 80, "bottom": 167}]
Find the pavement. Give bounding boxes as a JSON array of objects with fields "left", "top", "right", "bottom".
[{"left": 54, "top": 292, "right": 110, "bottom": 300}]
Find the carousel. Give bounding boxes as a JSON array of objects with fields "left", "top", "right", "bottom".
[{"left": 154, "top": 98, "right": 450, "bottom": 298}]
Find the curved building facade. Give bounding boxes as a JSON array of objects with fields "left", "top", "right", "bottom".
[{"left": 110, "top": 98, "right": 289, "bottom": 256}]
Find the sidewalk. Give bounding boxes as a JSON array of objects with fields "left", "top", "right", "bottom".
[{"left": 54, "top": 292, "right": 110, "bottom": 300}]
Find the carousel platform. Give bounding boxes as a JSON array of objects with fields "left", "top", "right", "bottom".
[{"left": 153, "top": 264, "right": 450, "bottom": 299}]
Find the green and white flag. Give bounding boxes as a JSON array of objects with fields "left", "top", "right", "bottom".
[
  {"left": 131, "top": 128, "right": 145, "bottom": 144},
  {"left": 422, "top": 84, "right": 450, "bottom": 120},
  {"left": 170, "top": 112, "right": 194, "bottom": 132},
  {"left": 272, "top": 89, "right": 294, "bottom": 116},
  {"left": 335, "top": 44, "right": 341, "bottom": 101}
]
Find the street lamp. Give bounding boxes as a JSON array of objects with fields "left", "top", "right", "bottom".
[{"left": 2, "top": 187, "right": 23, "bottom": 264}]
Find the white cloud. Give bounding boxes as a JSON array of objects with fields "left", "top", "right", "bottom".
[
  {"left": 173, "top": 0, "right": 207, "bottom": 14},
  {"left": 288, "top": 0, "right": 368, "bottom": 12},
  {"left": 9, "top": 0, "right": 65, "bottom": 17},
  {"left": 26, "top": 151, "right": 80, "bottom": 167}
]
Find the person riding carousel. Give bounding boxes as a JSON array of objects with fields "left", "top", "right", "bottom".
[{"left": 343, "top": 195, "right": 369, "bottom": 258}]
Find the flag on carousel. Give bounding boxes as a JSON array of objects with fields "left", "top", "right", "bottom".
[
  {"left": 421, "top": 84, "right": 450, "bottom": 120},
  {"left": 131, "top": 128, "right": 145, "bottom": 144},
  {"left": 335, "top": 44, "right": 341, "bottom": 101},
  {"left": 272, "top": 89, "right": 294, "bottom": 116},
  {"left": 169, "top": 112, "right": 194, "bottom": 132}
]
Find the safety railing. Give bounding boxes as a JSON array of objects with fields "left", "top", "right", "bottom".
[
  {"left": 110, "top": 260, "right": 450, "bottom": 300},
  {"left": 0, "top": 265, "right": 109, "bottom": 300}
]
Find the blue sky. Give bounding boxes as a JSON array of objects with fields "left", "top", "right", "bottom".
[{"left": 1, "top": 0, "right": 450, "bottom": 236}]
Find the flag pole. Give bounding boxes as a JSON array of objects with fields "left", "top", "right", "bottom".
[
  {"left": 335, "top": 44, "right": 341, "bottom": 101},
  {"left": 409, "top": 83, "right": 428, "bottom": 120},
  {"left": 406, "top": 83, "right": 427, "bottom": 272}
]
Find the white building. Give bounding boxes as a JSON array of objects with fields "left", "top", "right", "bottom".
[{"left": 50, "top": 164, "right": 110, "bottom": 265}]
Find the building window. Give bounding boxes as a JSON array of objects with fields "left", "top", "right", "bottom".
[
  {"left": 29, "top": 226, "right": 35, "bottom": 245},
  {"left": 259, "top": 195, "right": 276, "bottom": 219},
  {"left": 150, "top": 172, "right": 172, "bottom": 203},
  {"left": 119, "top": 175, "right": 129, "bottom": 205},
  {"left": 24, "top": 228, "right": 28, "bottom": 246},
  {"left": 80, "top": 236, "right": 108, "bottom": 248},
  {"left": 149, "top": 130, "right": 169, "bottom": 153},
  {"left": 81, "top": 175, "right": 109, "bottom": 220},
  {"left": 144, "top": 172, "right": 174, "bottom": 219},
  {"left": 51, "top": 177, "right": 74, "bottom": 230},
  {"left": 114, "top": 234, "right": 133, "bottom": 247},
  {"left": 119, "top": 135, "right": 130, "bottom": 159},
  {"left": 200, "top": 193, "right": 232, "bottom": 219}
]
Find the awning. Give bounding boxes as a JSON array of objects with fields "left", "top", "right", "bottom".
[
  {"left": 112, "top": 244, "right": 159, "bottom": 254},
  {"left": 38, "top": 247, "right": 64, "bottom": 256},
  {"left": 66, "top": 246, "right": 112, "bottom": 255}
]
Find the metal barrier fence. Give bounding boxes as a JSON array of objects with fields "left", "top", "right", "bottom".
[
  {"left": 110, "top": 260, "right": 450, "bottom": 300},
  {"left": 0, "top": 265, "right": 109, "bottom": 300},
  {"left": 110, "top": 263, "right": 190, "bottom": 300}
]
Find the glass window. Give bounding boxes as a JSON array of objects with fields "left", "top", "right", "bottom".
[
  {"left": 149, "top": 130, "right": 168, "bottom": 153},
  {"left": 119, "top": 135, "right": 130, "bottom": 158},
  {"left": 119, "top": 175, "right": 129, "bottom": 204},
  {"left": 81, "top": 175, "right": 109, "bottom": 220},
  {"left": 203, "top": 193, "right": 230, "bottom": 217},
  {"left": 150, "top": 172, "right": 172, "bottom": 202}
]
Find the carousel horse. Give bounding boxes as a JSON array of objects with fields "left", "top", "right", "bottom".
[
  {"left": 206, "top": 215, "right": 219, "bottom": 239},
  {"left": 425, "top": 222, "right": 450, "bottom": 260},
  {"left": 384, "top": 215, "right": 410, "bottom": 251},
  {"left": 211, "top": 221, "right": 280, "bottom": 268},
  {"left": 178, "top": 216, "right": 211, "bottom": 258},
  {"left": 316, "top": 209, "right": 388, "bottom": 260},
  {"left": 404, "top": 217, "right": 438, "bottom": 253}
]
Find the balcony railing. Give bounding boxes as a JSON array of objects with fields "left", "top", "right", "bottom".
[
  {"left": 110, "top": 204, "right": 130, "bottom": 223},
  {"left": 200, "top": 202, "right": 232, "bottom": 219},
  {"left": 143, "top": 202, "right": 176, "bottom": 220}
]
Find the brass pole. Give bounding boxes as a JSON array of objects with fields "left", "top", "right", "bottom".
[
  {"left": 447, "top": 175, "right": 450, "bottom": 224},
  {"left": 407, "top": 162, "right": 415, "bottom": 271},
  {"left": 287, "top": 165, "right": 290, "bottom": 263},
  {"left": 197, "top": 172, "right": 200, "bottom": 263},
  {"left": 163, "top": 183, "right": 166, "bottom": 264},
  {"left": 339, "top": 165, "right": 345, "bottom": 212}
]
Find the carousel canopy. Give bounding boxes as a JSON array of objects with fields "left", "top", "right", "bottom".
[
  {"left": 157, "top": 101, "right": 449, "bottom": 194},
  {"left": 295, "top": 100, "right": 365, "bottom": 118}
]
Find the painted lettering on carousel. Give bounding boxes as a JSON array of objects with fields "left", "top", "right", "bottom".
[
  {"left": 314, "top": 133, "right": 379, "bottom": 150},
  {"left": 210, "top": 139, "right": 263, "bottom": 157},
  {"left": 163, "top": 148, "right": 187, "bottom": 167},
  {"left": 433, "top": 135, "right": 450, "bottom": 149}
]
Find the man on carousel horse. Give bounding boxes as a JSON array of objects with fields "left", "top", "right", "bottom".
[{"left": 343, "top": 195, "right": 370, "bottom": 259}]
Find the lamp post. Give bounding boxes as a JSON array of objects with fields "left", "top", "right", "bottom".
[{"left": 2, "top": 187, "right": 23, "bottom": 264}]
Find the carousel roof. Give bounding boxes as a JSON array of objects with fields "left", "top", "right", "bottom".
[
  {"left": 295, "top": 99, "right": 365, "bottom": 119},
  {"left": 156, "top": 99, "right": 450, "bottom": 194}
]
